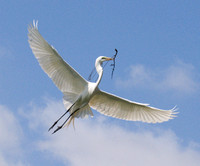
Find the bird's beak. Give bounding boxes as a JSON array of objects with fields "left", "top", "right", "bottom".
[{"left": 105, "top": 57, "right": 113, "bottom": 61}]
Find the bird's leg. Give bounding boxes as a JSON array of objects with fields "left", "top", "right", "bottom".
[
  {"left": 48, "top": 102, "right": 76, "bottom": 131},
  {"left": 48, "top": 109, "right": 70, "bottom": 131},
  {"left": 52, "top": 108, "right": 80, "bottom": 134}
]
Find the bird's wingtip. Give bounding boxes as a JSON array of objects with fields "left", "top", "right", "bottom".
[
  {"left": 28, "top": 20, "right": 38, "bottom": 30},
  {"left": 172, "top": 105, "right": 179, "bottom": 112},
  {"left": 33, "top": 20, "right": 38, "bottom": 28},
  {"left": 170, "top": 105, "right": 179, "bottom": 118}
]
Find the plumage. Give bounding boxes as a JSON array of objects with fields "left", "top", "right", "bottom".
[
  {"left": 28, "top": 20, "right": 177, "bottom": 133},
  {"left": 28, "top": 21, "right": 87, "bottom": 94},
  {"left": 89, "top": 90, "right": 177, "bottom": 123}
]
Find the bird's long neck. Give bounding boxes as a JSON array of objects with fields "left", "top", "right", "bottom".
[{"left": 95, "top": 61, "right": 103, "bottom": 87}]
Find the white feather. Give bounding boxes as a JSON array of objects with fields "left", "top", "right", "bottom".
[
  {"left": 28, "top": 21, "right": 88, "bottom": 94},
  {"left": 28, "top": 21, "right": 178, "bottom": 132},
  {"left": 89, "top": 90, "right": 177, "bottom": 123}
]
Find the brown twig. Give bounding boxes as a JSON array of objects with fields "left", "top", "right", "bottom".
[
  {"left": 88, "top": 49, "right": 118, "bottom": 81},
  {"left": 111, "top": 49, "right": 118, "bottom": 79}
]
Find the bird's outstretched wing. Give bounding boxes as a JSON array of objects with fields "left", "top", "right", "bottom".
[
  {"left": 89, "top": 90, "right": 177, "bottom": 123},
  {"left": 28, "top": 21, "right": 87, "bottom": 94}
]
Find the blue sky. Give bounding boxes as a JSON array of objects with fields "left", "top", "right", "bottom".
[{"left": 0, "top": 0, "right": 200, "bottom": 165}]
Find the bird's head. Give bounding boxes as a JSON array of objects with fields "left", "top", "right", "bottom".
[
  {"left": 96, "top": 56, "right": 113, "bottom": 65},
  {"left": 95, "top": 56, "right": 113, "bottom": 74}
]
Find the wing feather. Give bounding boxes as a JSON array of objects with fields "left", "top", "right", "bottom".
[
  {"left": 28, "top": 21, "right": 87, "bottom": 94},
  {"left": 89, "top": 90, "right": 177, "bottom": 123}
]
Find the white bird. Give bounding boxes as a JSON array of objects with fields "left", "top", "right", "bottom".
[{"left": 28, "top": 21, "right": 177, "bottom": 133}]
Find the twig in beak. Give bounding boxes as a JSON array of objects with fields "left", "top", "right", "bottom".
[
  {"left": 111, "top": 49, "right": 118, "bottom": 79},
  {"left": 88, "top": 49, "right": 118, "bottom": 81}
]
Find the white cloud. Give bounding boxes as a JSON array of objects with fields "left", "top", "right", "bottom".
[
  {"left": 117, "top": 64, "right": 153, "bottom": 87},
  {"left": 18, "top": 98, "right": 64, "bottom": 131},
  {"left": 116, "top": 60, "right": 199, "bottom": 94},
  {"left": 0, "top": 105, "right": 26, "bottom": 166},
  {"left": 162, "top": 61, "right": 198, "bottom": 93},
  {"left": 21, "top": 99, "right": 200, "bottom": 166}
]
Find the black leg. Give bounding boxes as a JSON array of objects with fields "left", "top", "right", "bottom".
[
  {"left": 48, "top": 102, "right": 76, "bottom": 131},
  {"left": 52, "top": 108, "right": 80, "bottom": 134}
]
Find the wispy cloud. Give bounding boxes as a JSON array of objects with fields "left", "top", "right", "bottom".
[
  {"left": 1, "top": 97, "right": 199, "bottom": 166},
  {"left": 18, "top": 98, "right": 64, "bottom": 131},
  {"left": 0, "top": 105, "right": 25, "bottom": 166},
  {"left": 19, "top": 99, "right": 200, "bottom": 166},
  {"left": 116, "top": 60, "right": 199, "bottom": 94},
  {"left": 162, "top": 61, "right": 198, "bottom": 93}
]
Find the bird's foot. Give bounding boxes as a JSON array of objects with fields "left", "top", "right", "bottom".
[
  {"left": 52, "top": 126, "right": 62, "bottom": 134},
  {"left": 48, "top": 120, "right": 58, "bottom": 131}
]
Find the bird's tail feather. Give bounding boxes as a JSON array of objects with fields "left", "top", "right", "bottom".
[{"left": 64, "top": 113, "right": 76, "bottom": 129}]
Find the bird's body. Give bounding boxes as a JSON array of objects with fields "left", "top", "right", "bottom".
[{"left": 28, "top": 21, "right": 177, "bottom": 133}]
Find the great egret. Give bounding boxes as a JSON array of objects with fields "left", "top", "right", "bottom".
[{"left": 28, "top": 21, "right": 177, "bottom": 134}]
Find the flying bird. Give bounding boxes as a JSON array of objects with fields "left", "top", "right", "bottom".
[{"left": 28, "top": 21, "right": 177, "bottom": 134}]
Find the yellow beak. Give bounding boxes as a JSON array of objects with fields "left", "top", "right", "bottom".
[{"left": 105, "top": 57, "right": 113, "bottom": 61}]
